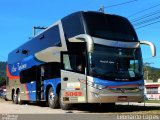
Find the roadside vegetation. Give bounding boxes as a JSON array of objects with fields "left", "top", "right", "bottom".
[
  {"left": 145, "top": 100, "right": 160, "bottom": 103},
  {"left": 0, "top": 62, "right": 7, "bottom": 86}
]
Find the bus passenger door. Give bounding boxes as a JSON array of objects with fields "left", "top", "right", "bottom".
[
  {"left": 20, "top": 66, "right": 37, "bottom": 101},
  {"left": 61, "top": 52, "right": 87, "bottom": 103},
  {"left": 28, "top": 81, "right": 37, "bottom": 101}
]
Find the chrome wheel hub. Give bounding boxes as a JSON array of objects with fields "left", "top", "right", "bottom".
[{"left": 49, "top": 92, "right": 55, "bottom": 102}]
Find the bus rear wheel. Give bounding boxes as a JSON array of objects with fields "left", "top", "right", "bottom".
[
  {"left": 12, "top": 92, "right": 18, "bottom": 104},
  {"left": 17, "top": 91, "right": 23, "bottom": 104},
  {"left": 59, "top": 90, "right": 72, "bottom": 110},
  {"left": 48, "top": 87, "right": 59, "bottom": 109}
]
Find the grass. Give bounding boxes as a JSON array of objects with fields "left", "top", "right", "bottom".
[{"left": 145, "top": 100, "right": 160, "bottom": 103}]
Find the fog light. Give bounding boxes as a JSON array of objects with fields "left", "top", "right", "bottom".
[
  {"left": 91, "top": 92, "right": 99, "bottom": 98},
  {"left": 138, "top": 85, "right": 144, "bottom": 90}
]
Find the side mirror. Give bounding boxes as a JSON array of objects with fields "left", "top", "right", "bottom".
[
  {"left": 140, "top": 41, "right": 156, "bottom": 57},
  {"left": 68, "top": 34, "right": 94, "bottom": 52}
]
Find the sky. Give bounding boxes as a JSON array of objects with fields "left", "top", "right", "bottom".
[{"left": 0, "top": 0, "right": 160, "bottom": 68}]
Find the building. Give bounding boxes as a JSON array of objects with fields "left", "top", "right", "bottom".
[{"left": 144, "top": 79, "right": 160, "bottom": 100}]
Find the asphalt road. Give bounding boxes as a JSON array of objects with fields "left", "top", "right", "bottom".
[
  {"left": 117, "top": 102, "right": 160, "bottom": 107},
  {"left": 0, "top": 99, "right": 160, "bottom": 120}
]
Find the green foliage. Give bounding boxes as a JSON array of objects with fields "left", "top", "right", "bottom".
[
  {"left": 143, "top": 65, "right": 160, "bottom": 81},
  {"left": 0, "top": 61, "right": 7, "bottom": 82},
  {"left": 145, "top": 100, "right": 160, "bottom": 103}
]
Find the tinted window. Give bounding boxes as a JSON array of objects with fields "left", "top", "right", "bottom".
[
  {"left": 89, "top": 44, "right": 143, "bottom": 81},
  {"left": 20, "top": 66, "right": 37, "bottom": 83},
  {"left": 146, "top": 88, "right": 158, "bottom": 94},
  {"left": 62, "top": 13, "right": 85, "bottom": 39},
  {"left": 42, "top": 62, "right": 60, "bottom": 80},
  {"left": 47, "top": 25, "right": 61, "bottom": 47},
  {"left": 8, "top": 25, "right": 61, "bottom": 64},
  {"left": 62, "top": 53, "right": 85, "bottom": 74},
  {"left": 83, "top": 12, "right": 138, "bottom": 41}
]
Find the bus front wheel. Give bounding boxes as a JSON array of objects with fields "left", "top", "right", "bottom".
[
  {"left": 48, "top": 87, "right": 59, "bottom": 109},
  {"left": 59, "top": 90, "right": 72, "bottom": 110}
]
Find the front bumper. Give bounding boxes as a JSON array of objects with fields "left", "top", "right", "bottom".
[{"left": 87, "top": 85, "right": 144, "bottom": 103}]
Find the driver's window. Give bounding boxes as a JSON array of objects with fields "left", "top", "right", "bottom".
[
  {"left": 62, "top": 53, "right": 85, "bottom": 74},
  {"left": 63, "top": 54, "right": 72, "bottom": 71}
]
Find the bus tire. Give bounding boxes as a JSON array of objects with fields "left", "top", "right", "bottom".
[
  {"left": 59, "top": 90, "right": 72, "bottom": 110},
  {"left": 5, "top": 97, "right": 8, "bottom": 101},
  {"left": 13, "top": 92, "right": 18, "bottom": 104},
  {"left": 48, "top": 87, "right": 59, "bottom": 109},
  {"left": 17, "top": 91, "right": 23, "bottom": 105}
]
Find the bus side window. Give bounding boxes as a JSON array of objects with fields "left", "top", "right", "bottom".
[
  {"left": 42, "top": 62, "right": 60, "bottom": 80},
  {"left": 62, "top": 14, "right": 85, "bottom": 40},
  {"left": 20, "top": 66, "right": 37, "bottom": 84},
  {"left": 62, "top": 54, "right": 85, "bottom": 74},
  {"left": 62, "top": 54, "right": 72, "bottom": 71}
]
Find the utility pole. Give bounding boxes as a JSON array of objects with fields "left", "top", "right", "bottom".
[
  {"left": 99, "top": 5, "right": 104, "bottom": 13},
  {"left": 146, "top": 70, "right": 149, "bottom": 80},
  {"left": 144, "top": 62, "right": 154, "bottom": 80}
]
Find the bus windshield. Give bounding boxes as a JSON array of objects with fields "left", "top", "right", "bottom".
[
  {"left": 89, "top": 44, "right": 143, "bottom": 81},
  {"left": 83, "top": 12, "right": 138, "bottom": 41}
]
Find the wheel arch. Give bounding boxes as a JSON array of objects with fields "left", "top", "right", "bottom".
[
  {"left": 45, "top": 83, "right": 61, "bottom": 101},
  {"left": 45, "top": 84, "right": 52, "bottom": 102},
  {"left": 16, "top": 88, "right": 20, "bottom": 94},
  {"left": 11, "top": 88, "right": 15, "bottom": 101},
  {"left": 56, "top": 83, "right": 61, "bottom": 97}
]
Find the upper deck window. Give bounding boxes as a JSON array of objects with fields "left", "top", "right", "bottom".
[
  {"left": 62, "top": 13, "right": 85, "bottom": 39},
  {"left": 83, "top": 12, "right": 138, "bottom": 42},
  {"left": 8, "top": 25, "right": 61, "bottom": 64}
]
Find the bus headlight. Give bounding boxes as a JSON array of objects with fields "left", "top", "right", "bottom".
[
  {"left": 138, "top": 85, "right": 144, "bottom": 90},
  {"left": 88, "top": 81, "right": 106, "bottom": 90},
  {"left": 93, "top": 84, "right": 105, "bottom": 90}
]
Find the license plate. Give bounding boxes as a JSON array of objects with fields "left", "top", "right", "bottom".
[{"left": 118, "top": 96, "right": 127, "bottom": 101}]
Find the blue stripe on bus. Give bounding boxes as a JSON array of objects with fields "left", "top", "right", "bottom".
[
  {"left": 43, "top": 78, "right": 61, "bottom": 100},
  {"left": 23, "top": 78, "right": 60, "bottom": 101},
  {"left": 8, "top": 55, "right": 44, "bottom": 76},
  {"left": 25, "top": 81, "right": 36, "bottom": 101},
  {"left": 93, "top": 77, "right": 144, "bottom": 86}
]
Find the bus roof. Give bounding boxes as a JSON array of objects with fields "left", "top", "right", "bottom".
[{"left": 8, "top": 11, "right": 130, "bottom": 64}]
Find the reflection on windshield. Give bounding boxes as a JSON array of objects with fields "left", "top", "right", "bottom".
[
  {"left": 83, "top": 12, "right": 138, "bottom": 41},
  {"left": 89, "top": 45, "right": 143, "bottom": 81}
]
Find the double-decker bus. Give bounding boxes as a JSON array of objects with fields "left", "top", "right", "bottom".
[{"left": 6, "top": 11, "right": 156, "bottom": 110}]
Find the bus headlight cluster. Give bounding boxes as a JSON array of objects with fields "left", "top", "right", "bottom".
[
  {"left": 88, "top": 81, "right": 106, "bottom": 90},
  {"left": 138, "top": 85, "right": 144, "bottom": 90},
  {"left": 93, "top": 84, "right": 105, "bottom": 90}
]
